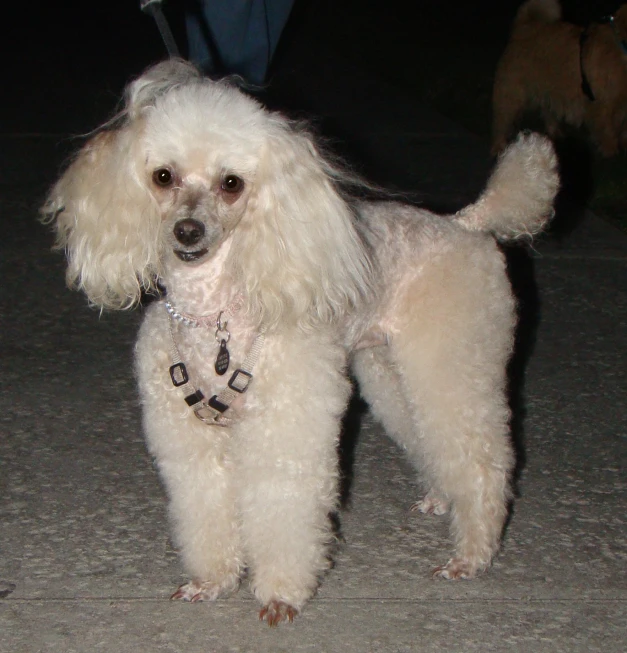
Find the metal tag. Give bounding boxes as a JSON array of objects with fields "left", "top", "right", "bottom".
[{"left": 215, "top": 339, "right": 230, "bottom": 376}]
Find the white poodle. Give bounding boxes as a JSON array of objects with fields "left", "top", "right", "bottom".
[{"left": 42, "top": 60, "right": 559, "bottom": 625}]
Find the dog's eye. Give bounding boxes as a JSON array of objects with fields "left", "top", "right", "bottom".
[
  {"left": 153, "top": 168, "right": 174, "bottom": 187},
  {"left": 221, "top": 175, "right": 244, "bottom": 194}
]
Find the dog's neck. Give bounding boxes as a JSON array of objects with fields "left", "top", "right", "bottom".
[{"left": 164, "top": 237, "right": 241, "bottom": 317}]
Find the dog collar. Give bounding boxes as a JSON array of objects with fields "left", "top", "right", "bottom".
[{"left": 164, "top": 293, "right": 244, "bottom": 328}]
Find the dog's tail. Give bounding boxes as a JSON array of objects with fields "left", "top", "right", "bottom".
[
  {"left": 515, "top": 0, "right": 561, "bottom": 25},
  {"left": 453, "top": 132, "right": 559, "bottom": 241}
]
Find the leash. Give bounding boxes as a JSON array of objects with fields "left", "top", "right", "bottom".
[
  {"left": 166, "top": 302, "right": 266, "bottom": 427},
  {"left": 140, "top": 0, "right": 181, "bottom": 58}
]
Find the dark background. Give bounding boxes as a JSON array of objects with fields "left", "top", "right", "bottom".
[
  {"left": 4, "top": 0, "right": 624, "bottom": 134},
  {"left": 4, "top": 0, "right": 627, "bottom": 230}
]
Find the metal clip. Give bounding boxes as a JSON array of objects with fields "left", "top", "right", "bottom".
[
  {"left": 215, "top": 311, "right": 231, "bottom": 344},
  {"left": 194, "top": 402, "right": 231, "bottom": 427}
]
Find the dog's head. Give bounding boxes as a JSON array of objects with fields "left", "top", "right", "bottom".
[{"left": 43, "top": 60, "right": 372, "bottom": 328}]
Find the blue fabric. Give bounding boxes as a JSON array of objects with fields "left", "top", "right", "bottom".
[{"left": 185, "top": 0, "right": 294, "bottom": 84}]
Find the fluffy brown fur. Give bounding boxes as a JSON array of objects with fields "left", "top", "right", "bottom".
[{"left": 492, "top": 0, "right": 627, "bottom": 156}]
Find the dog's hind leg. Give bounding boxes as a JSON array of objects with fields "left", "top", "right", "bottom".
[
  {"left": 388, "top": 238, "right": 516, "bottom": 579},
  {"left": 351, "top": 347, "right": 415, "bottom": 451},
  {"left": 351, "top": 347, "right": 447, "bottom": 512}
]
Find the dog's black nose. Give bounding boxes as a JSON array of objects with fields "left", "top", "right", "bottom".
[{"left": 173, "top": 219, "right": 205, "bottom": 246}]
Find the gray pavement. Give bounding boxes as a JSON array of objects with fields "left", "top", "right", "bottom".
[
  {"left": 2, "top": 1, "right": 626, "bottom": 651},
  {"left": 1, "top": 190, "right": 625, "bottom": 652}
]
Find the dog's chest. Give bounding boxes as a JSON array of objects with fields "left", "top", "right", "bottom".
[
  {"left": 163, "top": 242, "right": 257, "bottom": 388},
  {"left": 169, "top": 312, "right": 257, "bottom": 402}
]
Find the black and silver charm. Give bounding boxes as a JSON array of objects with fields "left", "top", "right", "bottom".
[{"left": 214, "top": 312, "right": 231, "bottom": 376}]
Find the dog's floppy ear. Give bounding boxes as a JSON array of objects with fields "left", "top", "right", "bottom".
[
  {"left": 229, "top": 123, "right": 373, "bottom": 331},
  {"left": 38, "top": 62, "right": 202, "bottom": 308},
  {"left": 40, "top": 60, "right": 202, "bottom": 309},
  {"left": 41, "top": 123, "right": 160, "bottom": 309}
]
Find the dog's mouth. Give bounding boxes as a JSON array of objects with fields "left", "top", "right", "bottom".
[{"left": 174, "top": 248, "right": 209, "bottom": 262}]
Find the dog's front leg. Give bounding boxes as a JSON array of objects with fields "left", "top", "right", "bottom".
[
  {"left": 136, "top": 308, "right": 243, "bottom": 602},
  {"left": 232, "top": 331, "right": 351, "bottom": 625},
  {"left": 157, "top": 441, "right": 243, "bottom": 603}
]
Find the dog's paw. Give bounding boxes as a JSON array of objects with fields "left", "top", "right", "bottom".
[
  {"left": 432, "top": 558, "right": 482, "bottom": 580},
  {"left": 170, "top": 577, "right": 240, "bottom": 602},
  {"left": 259, "top": 600, "right": 298, "bottom": 626},
  {"left": 410, "top": 493, "right": 449, "bottom": 516}
]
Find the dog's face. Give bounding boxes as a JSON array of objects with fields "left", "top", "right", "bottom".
[
  {"left": 151, "top": 165, "right": 247, "bottom": 265},
  {"left": 141, "top": 84, "right": 266, "bottom": 267}
]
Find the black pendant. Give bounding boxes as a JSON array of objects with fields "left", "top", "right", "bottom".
[{"left": 215, "top": 339, "right": 230, "bottom": 375}]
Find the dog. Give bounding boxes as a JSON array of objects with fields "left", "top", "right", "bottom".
[
  {"left": 492, "top": 0, "right": 627, "bottom": 156},
  {"left": 42, "top": 59, "right": 558, "bottom": 625}
]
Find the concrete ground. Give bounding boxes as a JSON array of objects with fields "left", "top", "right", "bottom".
[{"left": 1, "top": 1, "right": 625, "bottom": 651}]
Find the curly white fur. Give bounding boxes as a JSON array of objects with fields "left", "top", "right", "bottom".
[{"left": 42, "top": 60, "right": 559, "bottom": 625}]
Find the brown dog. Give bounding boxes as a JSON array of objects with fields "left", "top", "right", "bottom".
[{"left": 492, "top": 0, "right": 627, "bottom": 156}]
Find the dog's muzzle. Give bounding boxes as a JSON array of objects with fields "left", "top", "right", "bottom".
[{"left": 173, "top": 218, "right": 208, "bottom": 262}]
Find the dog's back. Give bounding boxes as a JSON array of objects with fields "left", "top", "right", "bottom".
[{"left": 353, "top": 132, "right": 558, "bottom": 312}]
